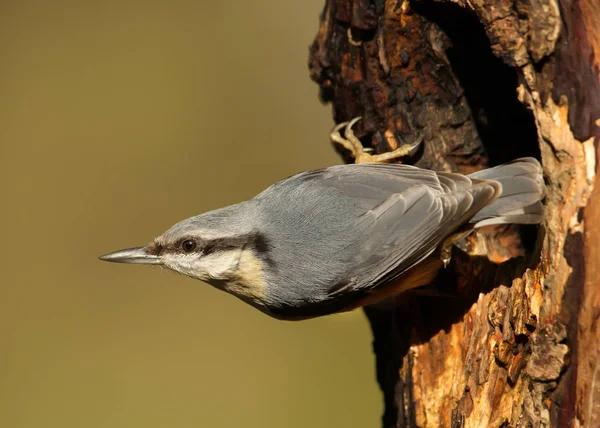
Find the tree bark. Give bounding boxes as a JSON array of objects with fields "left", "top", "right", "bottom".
[{"left": 309, "top": 0, "right": 600, "bottom": 426}]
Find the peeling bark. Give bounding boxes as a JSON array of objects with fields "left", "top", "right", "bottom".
[{"left": 309, "top": 0, "right": 599, "bottom": 426}]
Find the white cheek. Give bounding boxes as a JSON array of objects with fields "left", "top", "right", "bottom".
[
  {"left": 163, "top": 251, "right": 241, "bottom": 281},
  {"left": 200, "top": 252, "right": 242, "bottom": 279},
  {"left": 163, "top": 254, "right": 200, "bottom": 278}
]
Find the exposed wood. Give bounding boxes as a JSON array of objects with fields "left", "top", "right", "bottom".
[{"left": 309, "top": 0, "right": 599, "bottom": 426}]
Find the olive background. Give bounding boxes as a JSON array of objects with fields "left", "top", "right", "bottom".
[{"left": 0, "top": 1, "right": 380, "bottom": 427}]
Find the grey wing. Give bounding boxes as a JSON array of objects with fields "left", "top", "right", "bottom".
[{"left": 315, "top": 164, "right": 498, "bottom": 294}]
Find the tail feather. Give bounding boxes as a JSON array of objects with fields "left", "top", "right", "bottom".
[{"left": 468, "top": 157, "right": 545, "bottom": 228}]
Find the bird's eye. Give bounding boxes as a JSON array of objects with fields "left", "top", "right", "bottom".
[{"left": 181, "top": 239, "right": 197, "bottom": 253}]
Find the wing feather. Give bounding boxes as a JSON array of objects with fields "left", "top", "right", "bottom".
[{"left": 315, "top": 164, "right": 498, "bottom": 295}]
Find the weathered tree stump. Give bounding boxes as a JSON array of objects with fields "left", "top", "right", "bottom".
[{"left": 309, "top": 0, "right": 600, "bottom": 426}]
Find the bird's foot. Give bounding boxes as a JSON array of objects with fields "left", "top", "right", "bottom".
[
  {"left": 440, "top": 230, "right": 473, "bottom": 268},
  {"left": 329, "top": 117, "right": 423, "bottom": 165}
]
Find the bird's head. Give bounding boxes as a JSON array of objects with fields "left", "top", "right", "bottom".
[{"left": 99, "top": 202, "right": 271, "bottom": 309}]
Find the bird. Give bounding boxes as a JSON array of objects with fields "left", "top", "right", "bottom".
[{"left": 100, "top": 118, "right": 545, "bottom": 320}]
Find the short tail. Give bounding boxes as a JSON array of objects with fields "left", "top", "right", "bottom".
[{"left": 468, "top": 157, "right": 545, "bottom": 228}]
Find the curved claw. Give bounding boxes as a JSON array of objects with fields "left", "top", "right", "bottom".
[
  {"left": 332, "top": 121, "right": 350, "bottom": 133},
  {"left": 407, "top": 132, "right": 424, "bottom": 154},
  {"left": 344, "top": 116, "right": 362, "bottom": 135},
  {"left": 329, "top": 116, "right": 366, "bottom": 161}
]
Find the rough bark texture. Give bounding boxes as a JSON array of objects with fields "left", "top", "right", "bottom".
[{"left": 309, "top": 0, "right": 600, "bottom": 426}]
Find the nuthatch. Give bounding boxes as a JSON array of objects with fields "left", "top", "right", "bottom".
[{"left": 100, "top": 118, "right": 545, "bottom": 320}]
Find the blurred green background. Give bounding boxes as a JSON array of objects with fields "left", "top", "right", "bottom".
[{"left": 0, "top": 1, "right": 380, "bottom": 427}]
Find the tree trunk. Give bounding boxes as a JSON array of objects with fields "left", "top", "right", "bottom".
[{"left": 309, "top": 0, "right": 600, "bottom": 426}]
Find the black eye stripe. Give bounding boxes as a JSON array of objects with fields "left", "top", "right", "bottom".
[
  {"left": 172, "top": 233, "right": 272, "bottom": 260},
  {"left": 173, "top": 238, "right": 233, "bottom": 254},
  {"left": 201, "top": 239, "right": 238, "bottom": 254},
  {"left": 202, "top": 241, "right": 215, "bottom": 254}
]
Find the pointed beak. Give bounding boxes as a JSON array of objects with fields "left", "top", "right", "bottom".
[{"left": 99, "top": 246, "right": 161, "bottom": 265}]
